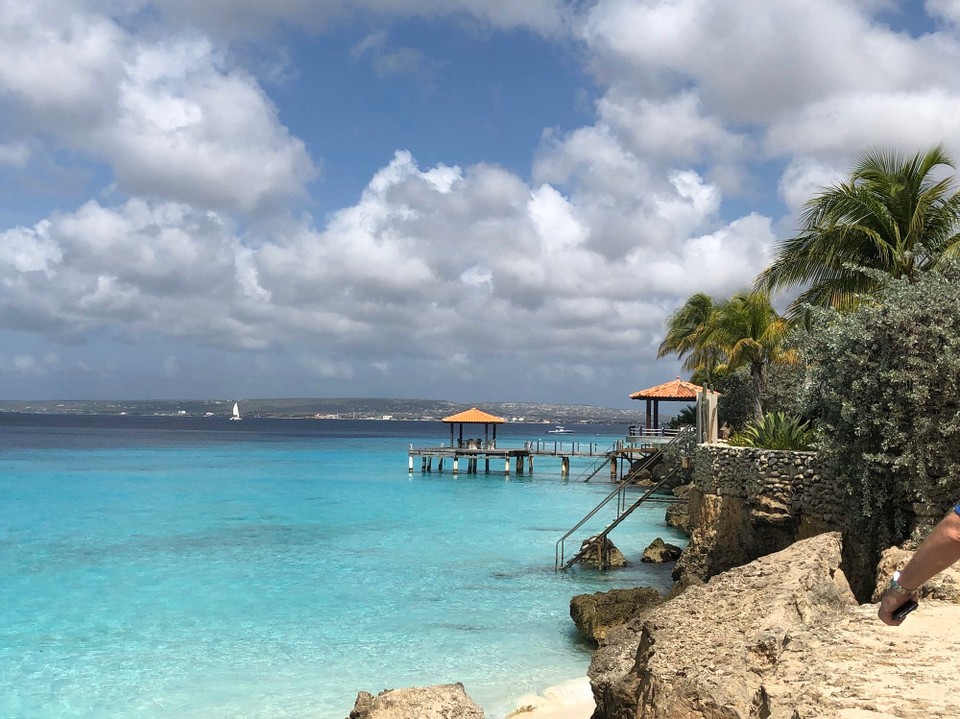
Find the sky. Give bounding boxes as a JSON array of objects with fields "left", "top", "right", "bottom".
[{"left": 0, "top": 0, "right": 958, "bottom": 408}]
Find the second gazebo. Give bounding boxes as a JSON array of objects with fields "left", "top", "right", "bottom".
[
  {"left": 628, "top": 377, "right": 702, "bottom": 431},
  {"left": 442, "top": 407, "right": 505, "bottom": 449}
]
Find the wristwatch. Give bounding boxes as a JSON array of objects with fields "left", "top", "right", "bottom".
[{"left": 889, "top": 570, "right": 918, "bottom": 596}]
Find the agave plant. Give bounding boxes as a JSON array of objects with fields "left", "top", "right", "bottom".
[{"left": 728, "top": 412, "right": 816, "bottom": 451}]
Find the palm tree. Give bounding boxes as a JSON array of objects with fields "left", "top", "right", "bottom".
[
  {"left": 658, "top": 291, "right": 796, "bottom": 418},
  {"left": 700, "top": 291, "right": 797, "bottom": 419},
  {"left": 657, "top": 293, "right": 722, "bottom": 384},
  {"left": 757, "top": 145, "right": 960, "bottom": 318}
]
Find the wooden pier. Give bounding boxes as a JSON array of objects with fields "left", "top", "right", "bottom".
[
  {"left": 409, "top": 406, "right": 669, "bottom": 479},
  {"left": 408, "top": 438, "right": 658, "bottom": 478}
]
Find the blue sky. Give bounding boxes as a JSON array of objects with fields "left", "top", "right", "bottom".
[{"left": 1, "top": 0, "right": 959, "bottom": 408}]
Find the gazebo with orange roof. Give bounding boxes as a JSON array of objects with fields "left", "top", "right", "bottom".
[
  {"left": 442, "top": 407, "right": 505, "bottom": 449},
  {"left": 628, "top": 377, "right": 702, "bottom": 431}
]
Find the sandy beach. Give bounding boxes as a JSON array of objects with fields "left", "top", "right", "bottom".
[{"left": 505, "top": 677, "right": 595, "bottom": 719}]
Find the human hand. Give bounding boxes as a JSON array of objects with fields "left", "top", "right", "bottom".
[{"left": 878, "top": 589, "right": 918, "bottom": 626}]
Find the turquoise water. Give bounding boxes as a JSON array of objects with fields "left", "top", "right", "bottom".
[{"left": 0, "top": 416, "right": 685, "bottom": 719}]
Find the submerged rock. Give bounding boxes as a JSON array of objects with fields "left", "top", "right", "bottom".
[
  {"left": 346, "top": 683, "right": 483, "bottom": 719},
  {"left": 640, "top": 537, "right": 682, "bottom": 563},
  {"left": 576, "top": 535, "right": 628, "bottom": 569},
  {"left": 570, "top": 587, "right": 661, "bottom": 645}
]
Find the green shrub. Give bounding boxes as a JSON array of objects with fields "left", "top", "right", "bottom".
[
  {"left": 803, "top": 259, "right": 960, "bottom": 580},
  {"left": 727, "top": 412, "right": 816, "bottom": 450}
]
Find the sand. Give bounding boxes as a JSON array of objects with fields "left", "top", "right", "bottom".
[{"left": 505, "top": 677, "right": 595, "bottom": 719}]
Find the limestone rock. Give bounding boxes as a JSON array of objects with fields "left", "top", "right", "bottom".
[
  {"left": 346, "top": 683, "right": 483, "bottom": 719},
  {"left": 673, "top": 488, "right": 797, "bottom": 584},
  {"left": 592, "top": 532, "right": 857, "bottom": 719},
  {"left": 872, "top": 545, "right": 960, "bottom": 602},
  {"left": 664, "top": 484, "right": 691, "bottom": 535},
  {"left": 640, "top": 537, "right": 682, "bottom": 563},
  {"left": 569, "top": 587, "right": 661, "bottom": 644},
  {"left": 576, "top": 535, "right": 628, "bottom": 569}
]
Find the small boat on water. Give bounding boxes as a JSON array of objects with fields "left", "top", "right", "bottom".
[
  {"left": 229, "top": 402, "right": 243, "bottom": 421},
  {"left": 547, "top": 425, "right": 575, "bottom": 434}
]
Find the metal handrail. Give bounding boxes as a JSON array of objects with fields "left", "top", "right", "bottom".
[
  {"left": 554, "top": 426, "right": 694, "bottom": 570},
  {"left": 569, "top": 440, "right": 622, "bottom": 482},
  {"left": 557, "top": 470, "right": 680, "bottom": 571}
]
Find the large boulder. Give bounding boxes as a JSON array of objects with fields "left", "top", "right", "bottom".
[
  {"left": 346, "top": 683, "right": 483, "bottom": 719},
  {"left": 569, "top": 587, "right": 661, "bottom": 645},
  {"left": 640, "top": 537, "right": 683, "bottom": 563},
  {"left": 591, "top": 532, "right": 857, "bottom": 719}
]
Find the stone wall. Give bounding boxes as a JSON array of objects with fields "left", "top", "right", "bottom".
[
  {"left": 692, "top": 443, "right": 846, "bottom": 525},
  {"left": 674, "top": 444, "right": 843, "bottom": 582}
]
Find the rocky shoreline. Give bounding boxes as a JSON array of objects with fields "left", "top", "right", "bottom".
[
  {"left": 343, "top": 449, "right": 960, "bottom": 718},
  {"left": 346, "top": 532, "right": 960, "bottom": 719}
]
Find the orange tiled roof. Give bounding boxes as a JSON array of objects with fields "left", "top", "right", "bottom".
[
  {"left": 442, "top": 407, "right": 506, "bottom": 424},
  {"left": 628, "top": 377, "right": 703, "bottom": 401}
]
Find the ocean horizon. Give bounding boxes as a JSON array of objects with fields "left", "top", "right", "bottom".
[{"left": 0, "top": 414, "right": 684, "bottom": 719}]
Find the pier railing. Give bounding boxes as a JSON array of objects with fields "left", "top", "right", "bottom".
[{"left": 524, "top": 439, "right": 608, "bottom": 456}]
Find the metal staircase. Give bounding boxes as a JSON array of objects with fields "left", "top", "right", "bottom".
[{"left": 554, "top": 427, "right": 693, "bottom": 571}]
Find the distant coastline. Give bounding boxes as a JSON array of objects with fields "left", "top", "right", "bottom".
[{"left": 0, "top": 397, "right": 654, "bottom": 424}]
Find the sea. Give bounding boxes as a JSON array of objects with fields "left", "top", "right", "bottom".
[{"left": 0, "top": 414, "right": 686, "bottom": 719}]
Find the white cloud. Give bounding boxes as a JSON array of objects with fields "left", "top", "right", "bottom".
[
  {"left": 927, "top": 0, "right": 960, "bottom": 24},
  {"left": 778, "top": 158, "right": 848, "bottom": 216},
  {"left": 0, "top": 3, "right": 315, "bottom": 215},
  {"left": 579, "top": 0, "right": 956, "bottom": 124},
  {"left": 9, "top": 0, "right": 960, "bottom": 402},
  {"left": 0, "top": 352, "right": 58, "bottom": 376},
  {"left": 765, "top": 89, "right": 960, "bottom": 159},
  {"left": 0, "top": 142, "right": 30, "bottom": 167}
]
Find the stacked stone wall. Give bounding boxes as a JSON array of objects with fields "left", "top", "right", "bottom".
[
  {"left": 675, "top": 444, "right": 846, "bottom": 582},
  {"left": 692, "top": 443, "right": 845, "bottom": 526}
]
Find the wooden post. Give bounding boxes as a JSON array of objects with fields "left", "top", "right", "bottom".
[
  {"left": 485, "top": 458, "right": 490, "bottom": 473},
  {"left": 438, "top": 457, "right": 444, "bottom": 472},
  {"left": 528, "top": 455, "right": 534, "bottom": 474},
  {"left": 408, "top": 454, "right": 414, "bottom": 472},
  {"left": 561, "top": 456, "right": 570, "bottom": 476},
  {"left": 515, "top": 456, "right": 524, "bottom": 474},
  {"left": 504, "top": 457, "right": 510, "bottom": 475},
  {"left": 453, "top": 456, "right": 459, "bottom": 474},
  {"left": 426, "top": 457, "right": 433, "bottom": 472},
  {"left": 610, "top": 456, "right": 618, "bottom": 480}
]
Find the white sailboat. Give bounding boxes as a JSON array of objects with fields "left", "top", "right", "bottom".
[{"left": 229, "top": 401, "right": 242, "bottom": 421}]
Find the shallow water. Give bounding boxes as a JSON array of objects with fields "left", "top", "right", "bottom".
[{"left": 0, "top": 415, "right": 684, "bottom": 718}]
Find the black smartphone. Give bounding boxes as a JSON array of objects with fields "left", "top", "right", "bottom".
[{"left": 892, "top": 599, "right": 918, "bottom": 621}]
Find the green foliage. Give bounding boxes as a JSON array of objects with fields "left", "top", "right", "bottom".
[
  {"left": 727, "top": 412, "right": 816, "bottom": 450},
  {"left": 668, "top": 405, "right": 697, "bottom": 428},
  {"left": 657, "top": 293, "right": 722, "bottom": 383},
  {"left": 659, "top": 290, "right": 797, "bottom": 419},
  {"left": 713, "top": 368, "right": 756, "bottom": 430},
  {"left": 757, "top": 145, "right": 960, "bottom": 319},
  {"left": 805, "top": 259, "right": 960, "bottom": 558}
]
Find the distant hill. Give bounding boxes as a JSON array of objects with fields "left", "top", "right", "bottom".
[{"left": 0, "top": 397, "right": 670, "bottom": 423}]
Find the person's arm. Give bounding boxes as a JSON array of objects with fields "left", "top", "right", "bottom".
[{"left": 878, "top": 508, "right": 960, "bottom": 625}]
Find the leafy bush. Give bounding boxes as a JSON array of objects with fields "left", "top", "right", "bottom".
[
  {"left": 727, "top": 412, "right": 816, "bottom": 450},
  {"left": 803, "top": 260, "right": 960, "bottom": 580},
  {"left": 713, "top": 368, "right": 756, "bottom": 430}
]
